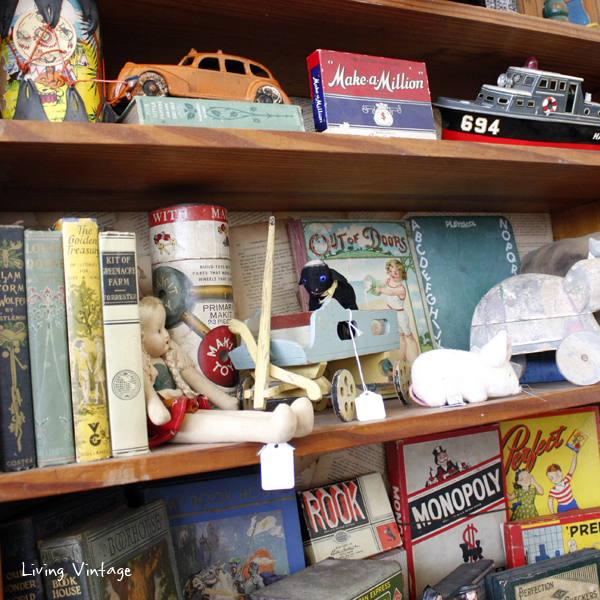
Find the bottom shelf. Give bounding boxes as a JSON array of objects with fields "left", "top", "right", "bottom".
[{"left": 0, "top": 381, "right": 597, "bottom": 502}]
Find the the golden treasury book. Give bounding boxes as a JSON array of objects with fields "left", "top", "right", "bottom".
[{"left": 54, "top": 218, "right": 111, "bottom": 462}]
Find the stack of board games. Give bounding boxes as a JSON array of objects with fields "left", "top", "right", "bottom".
[
  {"left": 296, "top": 472, "right": 401, "bottom": 565},
  {"left": 504, "top": 506, "right": 600, "bottom": 568},
  {"left": 485, "top": 548, "right": 600, "bottom": 600},
  {"left": 387, "top": 425, "right": 508, "bottom": 599}
]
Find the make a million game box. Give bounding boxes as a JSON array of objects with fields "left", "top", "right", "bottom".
[{"left": 307, "top": 49, "right": 436, "bottom": 139}]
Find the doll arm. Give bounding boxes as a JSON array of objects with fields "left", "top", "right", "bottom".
[
  {"left": 548, "top": 496, "right": 555, "bottom": 513},
  {"left": 507, "top": 490, "right": 516, "bottom": 501},
  {"left": 569, "top": 449, "right": 578, "bottom": 476},
  {"left": 530, "top": 473, "right": 544, "bottom": 494},
  {"left": 144, "top": 371, "right": 171, "bottom": 425},
  {"left": 180, "top": 366, "right": 239, "bottom": 411}
]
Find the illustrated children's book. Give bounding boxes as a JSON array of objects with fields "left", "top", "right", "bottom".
[
  {"left": 386, "top": 425, "right": 508, "bottom": 599},
  {"left": 500, "top": 407, "right": 600, "bottom": 523},
  {"left": 134, "top": 470, "right": 305, "bottom": 595},
  {"left": 408, "top": 215, "right": 519, "bottom": 351},
  {"left": 288, "top": 219, "right": 434, "bottom": 399},
  {"left": 297, "top": 472, "right": 401, "bottom": 565},
  {"left": 504, "top": 506, "right": 600, "bottom": 569},
  {"left": 37, "top": 499, "right": 181, "bottom": 600}
]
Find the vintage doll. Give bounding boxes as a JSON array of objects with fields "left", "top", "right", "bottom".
[
  {"left": 140, "top": 296, "right": 313, "bottom": 446},
  {"left": 374, "top": 259, "right": 419, "bottom": 362},
  {"left": 547, "top": 448, "right": 579, "bottom": 513}
]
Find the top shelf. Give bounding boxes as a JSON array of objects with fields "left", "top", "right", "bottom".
[
  {"left": 99, "top": 0, "right": 600, "bottom": 103},
  {"left": 1, "top": 381, "right": 598, "bottom": 503}
]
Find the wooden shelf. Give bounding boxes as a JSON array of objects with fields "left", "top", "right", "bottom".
[
  {"left": 1, "top": 381, "right": 597, "bottom": 503},
  {"left": 3, "top": 120, "right": 600, "bottom": 213}
]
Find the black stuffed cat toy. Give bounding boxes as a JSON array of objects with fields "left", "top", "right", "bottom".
[{"left": 300, "top": 259, "right": 358, "bottom": 311}]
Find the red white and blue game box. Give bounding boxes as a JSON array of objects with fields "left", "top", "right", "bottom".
[{"left": 307, "top": 49, "right": 436, "bottom": 139}]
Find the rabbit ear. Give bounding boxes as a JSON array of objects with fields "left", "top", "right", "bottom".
[{"left": 480, "top": 331, "right": 512, "bottom": 367}]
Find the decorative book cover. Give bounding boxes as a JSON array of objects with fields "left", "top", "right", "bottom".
[
  {"left": 485, "top": 548, "right": 600, "bottom": 600},
  {"left": 99, "top": 231, "right": 149, "bottom": 457},
  {"left": 24, "top": 229, "right": 75, "bottom": 467},
  {"left": 287, "top": 219, "right": 434, "bottom": 397},
  {"left": 500, "top": 407, "right": 600, "bottom": 522},
  {"left": 0, "top": 487, "right": 125, "bottom": 600},
  {"left": 0, "top": 224, "right": 37, "bottom": 472},
  {"left": 307, "top": 49, "right": 436, "bottom": 139},
  {"left": 135, "top": 470, "right": 305, "bottom": 595},
  {"left": 386, "top": 426, "right": 508, "bottom": 599},
  {"left": 504, "top": 506, "right": 600, "bottom": 569},
  {"left": 53, "top": 218, "right": 111, "bottom": 463},
  {"left": 407, "top": 215, "right": 519, "bottom": 351},
  {"left": 38, "top": 498, "right": 181, "bottom": 600},
  {"left": 119, "top": 96, "right": 305, "bottom": 131},
  {"left": 297, "top": 472, "right": 401, "bottom": 565}
]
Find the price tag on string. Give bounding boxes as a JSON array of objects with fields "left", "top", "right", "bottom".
[
  {"left": 346, "top": 310, "right": 387, "bottom": 422},
  {"left": 258, "top": 443, "right": 295, "bottom": 490}
]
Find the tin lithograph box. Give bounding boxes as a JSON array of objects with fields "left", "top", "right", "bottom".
[{"left": 307, "top": 49, "right": 436, "bottom": 139}]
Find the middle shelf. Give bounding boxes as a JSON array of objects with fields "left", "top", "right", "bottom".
[
  {"left": 2, "top": 120, "right": 600, "bottom": 213},
  {"left": 1, "top": 381, "right": 597, "bottom": 503}
]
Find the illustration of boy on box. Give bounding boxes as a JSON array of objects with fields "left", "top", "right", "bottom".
[{"left": 547, "top": 448, "right": 579, "bottom": 513}]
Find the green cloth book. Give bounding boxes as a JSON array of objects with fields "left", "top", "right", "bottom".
[
  {"left": 24, "top": 230, "right": 75, "bottom": 467},
  {"left": 119, "top": 96, "right": 305, "bottom": 131}
]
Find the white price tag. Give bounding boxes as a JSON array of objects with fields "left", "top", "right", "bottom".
[
  {"left": 258, "top": 443, "right": 295, "bottom": 490},
  {"left": 446, "top": 394, "right": 465, "bottom": 406},
  {"left": 355, "top": 390, "right": 386, "bottom": 421}
]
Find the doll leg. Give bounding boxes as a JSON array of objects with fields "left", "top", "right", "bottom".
[{"left": 170, "top": 402, "right": 299, "bottom": 444}]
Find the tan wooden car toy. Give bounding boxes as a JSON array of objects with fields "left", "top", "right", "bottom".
[{"left": 107, "top": 49, "right": 292, "bottom": 105}]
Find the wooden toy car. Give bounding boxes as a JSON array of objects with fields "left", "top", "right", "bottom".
[
  {"left": 228, "top": 297, "right": 404, "bottom": 422},
  {"left": 107, "top": 49, "right": 292, "bottom": 106},
  {"left": 470, "top": 239, "right": 600, "bottom": 386}
]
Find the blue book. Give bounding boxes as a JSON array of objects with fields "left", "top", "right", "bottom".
[{"left": 135, "top": 470, "right": 305, "bottom": 596}]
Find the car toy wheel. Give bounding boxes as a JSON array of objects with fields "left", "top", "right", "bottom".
[
  {"left": 138, "top": 72, "right": 168, "bottom": 97},
  {"left": 556, "top": 331, "right": 600, "bottom": 386},
  {"left": 331, "top": 369, "right": 356, "bottom": 422},
  {"left": 254, "top": 85, "right": 283, "bottom": 104},
  {"left": 393, "top": 359, "right": 410, "bottom": 405},
  {"left": 237, "top": 376, "right": 254, "bottom": 410}
]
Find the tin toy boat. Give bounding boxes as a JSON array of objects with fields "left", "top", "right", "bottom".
[{"left": 435, "top": 58, "right": 600, "bottom": 151}]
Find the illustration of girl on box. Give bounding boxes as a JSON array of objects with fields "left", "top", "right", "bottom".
[{"left": 507, "top": 468, "right": 544, "bottom": 521}]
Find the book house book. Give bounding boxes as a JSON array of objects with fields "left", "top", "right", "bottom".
[
  {"left": 134, "top": 469, "right": 306, "bottom": 594},
  {"left": 0, "top": 487, "right": 125, "bottom": 600},
  {"left": 408, "top": 215, "right": 519, "bottom": 351},
  {"left": 38, "top": 498, "right": 181, "bottom": 600},
  {"left": 504, "top": 505, "right": 600, "bottom": 569},
  {"left": 24, "top": 229, "right": 75, "bottom": 467},
  {"left": 0, "top": 224, "right": 37, "bottom": 471},
  {"left": 99, "top": 231, "right": 149, "bottom": 457},
  {"left": 54, "top": 218, "right": 111, "bottom": 463},
  {"left": 386, "top": 425, "right": 508, "bottom": 599},
  {"left": 119, "top": 96, "right": 305, "bottom": 131},
  {"left": 500, "top": 406, "right": 600, "bottom": 523},
  {"left": 297, "top": 472, "right": 401, "bottom": 565}
]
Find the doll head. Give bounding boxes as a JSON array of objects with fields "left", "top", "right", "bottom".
[
  {"left": 514, "top": 468, "right": 531, "bottom": 490},
  {"left": 546, "top": 463, "right": 563, "bottom": 484},
  {"left": 386, "top": 259, "right": 407, "bottom": 281}
]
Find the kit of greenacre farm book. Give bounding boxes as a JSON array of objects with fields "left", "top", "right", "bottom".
[
  {"left": 287, "top": 219, "right": 434, "bottom": 398},
  {"left": 500, "top": 407, "right": 600, "bottom": 525}
]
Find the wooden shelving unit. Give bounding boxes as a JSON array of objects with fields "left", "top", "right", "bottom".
[{"left": 1, "top": 0, "right": 600, "bottom": 501}]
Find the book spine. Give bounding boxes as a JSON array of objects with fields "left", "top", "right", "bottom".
[
  {"left": 306, "top": 51, "right": 327, "bottom": 132},
  {"left": 286, "top": 220, "right": 310, "bottom": 312},
  {"left": 55, "top": 219, "right": 111, "bottom": 462},
  {"left": 24, "top": 230, "right": 75, "bottom": 467},
  {"left": 38, "top": 537, "right": 91, "bottom": 600},
  {"left": 0, "top": 225, "right": 37, "bottom": 471},
  {"left": 1, "top": 519, "right": 46, "bottom": 600},
  {"left": 99, "top": 232, "right": 149, "bottom": 456}
]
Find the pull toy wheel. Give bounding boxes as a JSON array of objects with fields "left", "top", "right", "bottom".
[
  {"left": 556, "top": 331, "right": 600, "bottom": 386},
  {"left": 331, "top": 369, "right": 356, "bottom": 422},
  {"left": 393, "top": 359, "right": 411, "bottom": 405}
]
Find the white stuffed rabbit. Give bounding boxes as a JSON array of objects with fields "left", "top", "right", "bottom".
[{"left": 410, "top": 331, "right": 521, "bottom": 407}]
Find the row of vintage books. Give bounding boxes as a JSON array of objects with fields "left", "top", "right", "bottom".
[
  {"left": 0, "top": 220, "right": 149, "bottom": 473},
  {"left": 2, "top": 405, "right": 600, "bottom": 600}
]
